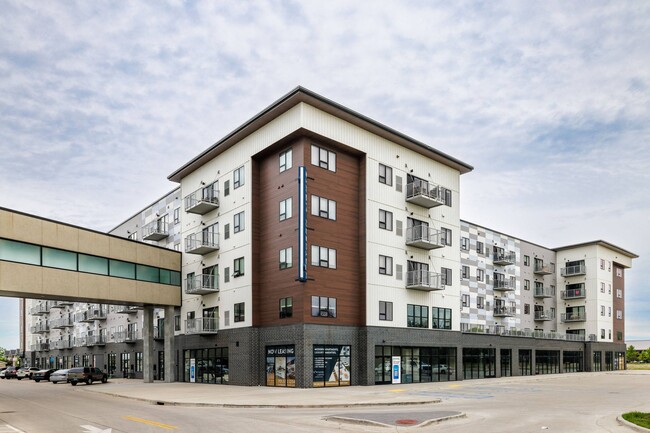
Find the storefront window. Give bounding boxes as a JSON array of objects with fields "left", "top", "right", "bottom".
[
  {"left": 266, "top": 346, "right": 296, "bottom": 387},
  {"left": 182, "top": 348, "right": 229, "bottom": 384},
  {"left": 463, "top": 348, "right": 496, "bottom": 379},
  {"left": 563, "top": 351, "right": 583, "bottom": 372},
  {"left": 535, "top": 350, "right": 560, "bottom": 374},
  {"left": 313, "top": 345, "right": 350, "bottom": 387},
  {"left": 374, "top": 346, "right": 456, "bottom": 384}
]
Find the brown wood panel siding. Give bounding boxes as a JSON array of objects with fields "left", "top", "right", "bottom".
[
  {"left": 358, "top": 157, "right": 366, "bottom": 326},
  {"left": 613, "top": 264, "right": 625, "bottom": 342}
]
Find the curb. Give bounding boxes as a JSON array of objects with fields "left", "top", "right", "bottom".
[
  {"left": 324, "top": 412, "right": 466, "bottom": 428},
  {"left": 617, "top": 416, "right": 650, "bottom": 432}
]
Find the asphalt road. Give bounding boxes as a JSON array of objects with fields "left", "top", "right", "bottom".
[{"left": 0, "top": 372, "right": 648, "bottom": 433}]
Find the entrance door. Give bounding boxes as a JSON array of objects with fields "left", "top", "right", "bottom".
[{"left": 158, "top": 351, "right": 165, "bottom": 381}]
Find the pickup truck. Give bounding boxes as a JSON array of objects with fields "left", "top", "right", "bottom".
[{"left": 68, "top": 367, "right": 108, "bottom": 385}]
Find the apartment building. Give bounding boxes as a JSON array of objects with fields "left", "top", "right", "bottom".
[{"left": 24, "top": 87, "right": 637, "bottom": 387}]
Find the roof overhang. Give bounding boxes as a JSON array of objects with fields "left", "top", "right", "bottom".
[{"left": 554, "top": 240, "right": 638, "bottom": 260}]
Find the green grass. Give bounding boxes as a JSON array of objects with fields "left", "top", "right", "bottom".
[
  {"left": 622, "top": 412, "right": 650, "bottom": 429},
  {"left": 626, "top": 363, "right": 650, "bottom": 371}
]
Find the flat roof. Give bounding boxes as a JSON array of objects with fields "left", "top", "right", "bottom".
[
  {"left": 554, "top": 240, "right": 638, "bottom": 259},
  {"left": 168, "top": 86, "right": 474, "bottom": 182}
]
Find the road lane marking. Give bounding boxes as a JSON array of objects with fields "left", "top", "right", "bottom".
[
  {"left": 0, "top": 425, "right": 25, "bottom": 433},
  {"left": 80, "top": 426, "right": 112, "bottom": 433},
  {"left": 123, "top": 416, "right": 178, "bottom": 430},
  {"left": 388, "top": 389, "right": 406, "bottom": 393}
]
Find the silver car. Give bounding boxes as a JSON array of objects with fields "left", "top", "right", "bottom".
[{"left": 49, "top": 369, "right": 69, "bottom": 384}]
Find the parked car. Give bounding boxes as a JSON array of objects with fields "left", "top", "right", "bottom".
[
  {"left": 4, "top": 367, "right": 17, "bottom": 379},
  {"left": 16, "top": 367, "right": 40, "bottom": 380},
  {"left": 68, "top": 367, "right": 108, "bottom": 386},
  {"left": 33, "top": 369, "right": 57, "bottom": 382},
  {"left": 49, "top": 369, "right": 70, "bottom": 384},
  {"left": 0, "top": 368, "right": 7, "bottom": 379},
  {"left": 431, "top": 364, "right": 450, "bottom": 374}
]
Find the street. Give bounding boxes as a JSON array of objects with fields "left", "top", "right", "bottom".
[{"left": 0, "top": 372, "right": 648, "bottom": 432}]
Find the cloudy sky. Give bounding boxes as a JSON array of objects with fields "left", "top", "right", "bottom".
[{"left": 0, "top": 1, "right": 648, "bottom": 349}]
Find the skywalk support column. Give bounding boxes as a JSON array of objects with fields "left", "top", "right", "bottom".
[
  {"left": 164, "top": 305, "right": 175, "bottom": 382},
  {"left": 143, "top": 306, "right": 154, "bottom": 383}
]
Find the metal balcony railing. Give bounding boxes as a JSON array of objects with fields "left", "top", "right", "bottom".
[
  {"left": 405, "top": 179, "right": 445, "bottom": 208},
  {"left": 87, "top": 307, "right": 109, "bottom": 320},
  {"left": 493, "top": 251, "right": 516, "bottom": 266},
  {"left": 493, "top": 306, "right": 516, "bottom": 317},
  {"left": 493, "top": 277, "right": 515, "bottom": 291},
  {"left": 30, "top": 303, "right": 50, "bottom": 315},
  {"left": 30, "top": 343, "right": 49, "bottom": 352},
  {"left": 561, "top": 264, "right": 586, "bottom": 277},
  {"left": 405, "top": 226, "right": 444, "bottom": 250},
  {"left": 142, "top": 220, "right": 170, "bottom": 241},
  {"left": 561, "top": 286, "right": 586, "bottom": 300},
  {"left": 116, "top": 306, "right": 139, "bottom": 314},
  {"left": 561, "top": 311, "right": 587, "bottom": 322},
  {"left": 53, "top": 340, "right": 72, "bottom": 350},
  {"left": 534, "top": 285, "right": 555, "bottom": 298},
  {"left": 185, "top": 274, "right": 219, "bottom": 295},
  {"left": 74, "top": 336, "right": 87, "bottom": 347},
  {"left": 405, "top": 270, "right": 444, "bottom": 291},
  {"left": 534, "top": 264, "right": 553, "bottom": 275},
  {"left": 87, "top": 335, "right": 106, "bottom": 346},
  {"left": 185, "top": 232, "right": 219, "bottom": 255},
  {"left": 51, "top": 316, "right": 74, "bottom": 329},
  {"left": 30, "top": 322, "right": 50, "bottom": 334},
  {"left": 534, "top": 310, "right": 555, "bottom": 321},
  {"left": 154, "top": 326, "right": 164, "bottom": 340},
  {"left": 184, "top": 187, "right": 219, "bottom": 215},
  {"left": 186, "top": 318, "right": 219, "bottom": 335}
]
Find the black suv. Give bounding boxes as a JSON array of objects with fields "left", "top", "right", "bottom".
[{"left": 68, "top": 367, "right": 108, "bottom": 386}]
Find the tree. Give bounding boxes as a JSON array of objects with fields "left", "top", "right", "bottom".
[
  {"left": 627, "top": 345, "right": 639, "bottom": 363},
  {"left": 0, "top": 346, "right": 5, "bottom": 362},
  {"left": 640, "top": 348, "right": 650, "bottom": 364}
]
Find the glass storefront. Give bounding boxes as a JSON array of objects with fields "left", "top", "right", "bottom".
[
  {"left": 605, "top": 351, "right": 613, "bottom": 370},
  {"left": 463, "top": 348, "right": 496, "bottom": 379},
  {"left": 375, "top": 346, "right": 457, "bottom": 384},
  {"left": 266, "top": 345, "right": 295, "bottom": 387},
  {"left": 183, "top": 348, "right": 229, "bottom": 384},
  {"left": 593, "top": 351, "right": 602, "bottom": 371},
  {"left": 313, "top": 345, "right": 351, "bottom": 387},
  {"left": 519, "top": 349, "right": 532, "bottom": 375},
  {"left": 535, "top": 350, "right": 560, "bottom": 374},
  {"left": 501, "top": 349, "right": 512, "bottom": 377},
  {"left": 563, "top": 351, "right": 583, "bottom": 372}
]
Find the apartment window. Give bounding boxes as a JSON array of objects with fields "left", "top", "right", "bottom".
[
  {"left": 461, "top": 237, "right": 469, "bottom": 251},
  {"left": 395, "top": 264, "right": 403, "bottom": 281},
  {"left": 617, "top": 331, "right": 623, "bottom": 341},
  {"left": 234, "top": 211, "right": 245, "bottom": 233},
  {"left": 311, "top": 296, "right": 336, "bottom": 318},
  {"left": 224, "top": 267, "right": 230, "bottom": 283},
  {"left": 407, "top": 304, "right": 428, "bottom": 328},
  {"left": 461, "top": 294, "right": 470, "bottom": 308},
  {"left": 461, "top": 265, "right": 470, "bottom": 279},
  {"left": 442, "top": 187, "right": 452, "bottom": 207},
  {"left": 601, "top": 329, "right": 606, "bottom": 339},
  {"left": 379, "top": 301, "right": 393, "bottom": 321},
  {"left": 616, "top": 268, "right": 623, "bottom": 277},
  {"left": 395, "top": 175, "right": 403, "bottom": 192},
  {"left": 224, "top": 180, "right": 230, "bottom": 197},
  {"left": 234, "top": 302, "right": 245, "bottom": 322},
  {"left": 311, "top": 195, "right": 336, "bottom": 220},
  {"left": 600, "top": 282, "right": 605, "bottom": 293},
  {"left": 616, "top": 310, "right": 623, "bottom": 320},
  {"left": 608, "top": 307, "right": 611, "bottom": 317},
  {"left": 279, "top": 148, "right": 292, "bottom": 172},
  {"left": 311, "top": 245, "right": 337, "bottom": 269},
  {"left": 233, "top": 257, "right": 244, "bottom": 277},
  {"left": 279, "top": 297, "right": 293, "bottom": 319},
  {"left": 224, "top": 224, "right": 230, "bottom": 240},
  {"left": 128, "top": 232, "right": 137, "bottom": 241},
  {"left": 174, "top": 315, "right": 180, "bottom": 331},
  {"left": 395, "top": 220, "right": 403, "bottom": 236},
  {"left": 616, "top": 289, "right": 623, "bottom": 298},
  {"left": 280, "top": 197, "right": 293, "bottom": 221},
  {"left": 600, "top": 259, "right": 605, "bottom": 270},
  {"left": 173, "top": 243, "right": 180, "bottom": 251},
  {"left": 311, "top": 144, "right": 336, "bottom": 172},
  {"left": 524, "top": 255, "right": 530, "bottom": 266},
  {"left": 441, "top": 267, "right": 452, "bottom": 286},
  {"left": 607, "top": 261, "right": 611, "bottom": 271},
  {"left": 187, "top": 311, "right": 195, "bottom": 321},
  {"left": 600, "top": 305, "right": 605, "bottom": 316},
  {"left": 608, "top": 284, "right": 612, "bottom": 294},
  {"left": 233, "top": 166, "right": 245, "bottom": 189},
  {"left": 379, "top": 255, "right": 393, "bottom": 275},
  {"left": 173, "top": 208, "right": 180, "bottom": 224},
  {"left": 378, "top": 209, "right": 393, "bottom": 231},
  {"left": 432, "top": 307, "right": 452, "bottom": 329},
  {"left": 477, "top": 241, "right": 484, "bottom": 255},
  {"left": 477, "top": 269, "right": 484, "bottom": 282},
  {"left": 279, "top": 247, "right": 293, "bottom": 269},
  {"left": 136, "top": 353, "right": 143, "bottom": 372},
  {"left": 524, "top": 304, "right": 530, "bottom": 315},
  {"left": 609, "top": 330, "right": 612, "bottom": 340},
  {"left": 524, "top": 279, "right": 530, "bottom": 290},
  {"left": 477, "top": 296, "right": 485, "bottom": 309},
  {"left": 378, "top": 163, "right": 392, "bottom": 186},
  {"left": 440, "top": 227, "right": 452, "bottom": 246}
]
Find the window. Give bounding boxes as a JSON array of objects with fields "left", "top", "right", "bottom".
[
  {"left": 311, "top": 296, "right": 336, "bottom": 318},
  {"left": 234, "top": 211, "right": 245, "bottom": 233},
  {"left": 395, "top": 175, "right": 403, "bottom": 192},
  {"left": 279, "top": 297, "right": 293, "bottom": 319},
  {"left": 378, "top": 163, "right": 392, "bottom": 186},
  {"left": 616, "top": 289, "right": 623, "bottom": 298},
  {"left": 378, "top": 209, "right": 393, "bottom": 231},
  {"left": 524, "top": 279, "right": 530, "bottom": 290},
  {"left": 407, "top": 304, "right": 428, "bottom": 328},
  {"left": 279, "top": 148, "right": 292, "bottom": 172},
  {"left": 311, "top": 245, "right": 337, "bottom": 269},
  {"left": 224, "top": 267, "right": 230, "bottom": 283},
  {"left": 441, "top": 267, "right": 452, "bottom": 286},
  {"left": 174, "top": 243, "right": 180, "bottom": 251},
  {"left": 311, "top": 144, "right": 336, "bottom": 172},
  {"left": 136, "top": 353, "right": 143, "bottom": 372},
  {"left": 224, "top": 223, "right": 230, "bottom": 240},
  {"left": 311, "top": 195, "right": 336, "bottom": 220},
  {"left": 607, "top": 261, "right": 611, "bottom": 271},
  {"left": 280, "top": 197, "right": 293, "bottom": 221},
  {"left": 477, "top": 296, "right": 485, "bottom": 309},
  {"left": 524, "top": 304, "right": 530, "bottom": 315},
  {"left": 440, "top": 227, "right": 452, "bottom": 246},
  {"left": 128, "top": 232, "right": 137, "bottom": 241},
  {"left": 608, "top": 307, "right": 611, "bottom": 317},
  {"left": 524, "top": 255, "right": 530, "bottom": 266},
  {"left": 432, "top": 307, "right": 452, "bottom": 329},
  {"left": 601, "top": 329, "right": 606, "bottom": 339},
  {"left": 534, "top": 258, "right": 544, "bottom": 270},
  {"left": 609, "top": 329, "right": 612, "bottom": 340},
  {"left": 477, "top": 241, "right": 484, "bottom": 255},
  {"left": 617, "top": 331, "right": 623, "bottom": 341},
  {"left": 224, "top": 180, "right": 230, "bottom": 197},
  {"left": 233, "top": 166, "right": 245, "bottom": 189},
  {"left": 461, "top": 237, "right": 469, "bottom": 251},
  {"left": 616, "top": 310, "right": 623, "bottom": 320},
  {"left": 279, "top": 247, "right": 293, "bottom": 269},
  {"left": 379, "top": 255, "right": 393, "bottom": 275},
  {"left": 600, "top": 259, "right": 605, "bottom": 270},
  {"left": 461, "top": 294, "right": 470, "bottom": 307},
  {"left": 174, "top": 315, "right": 180, "bottom": 331},
  {"left": 234, "top": 302, "right": 245, "bottom": 322},
  {"left": 600, "top": 282, "right": 605, "bottom": 293},
  {"left": 601, "top": 305, "right": 605, "bottom": 316},
  {"left": 395, "top": 220, "right": 403, "bottom": 236},
  {"left": 608, "top": 284, "right": 612, "bottom": 294},
  {"left": 187, "top": 311, "right": 195, "bottom": 321},
  {"left": 233, "top": 257, "right": 244, "bottom": 277},
  {"left": 616, "top": 268, "right": 623, "bottom": 277},
  {"left": 395, "top": 264, "right": 403, "bottom": 281},
  {"left": 477, "top": 269, "right": 484, "bottom": 282},
  {"left": 379, "top": 301, "right": 393, "bottom": 321},
  {"left": 442, "top": 187, "right": 452, "bottom": 206},
  {"left": 173, "top": 208, "right": 180, "bottom": 224},
  {"left": 461, "top": 265, "right": 469, "bottom": 279}
]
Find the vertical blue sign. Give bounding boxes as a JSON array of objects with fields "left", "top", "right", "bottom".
[{"left": 298, "top": 166, "right": 307, "bottom": 282}]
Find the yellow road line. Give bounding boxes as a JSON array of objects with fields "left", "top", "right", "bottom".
[
  {"left": 389, "top": 389, "right": 406, "bottom": 393},
  {"left": 123, "top": 416, "right": 178, "bottom": 430}
]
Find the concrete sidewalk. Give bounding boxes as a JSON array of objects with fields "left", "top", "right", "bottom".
[{"left": 79, "top": 378, "right": 442, "bottom": 408}]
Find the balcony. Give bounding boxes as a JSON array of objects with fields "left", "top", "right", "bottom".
[
  {"left": 405, "top": 270, "right": 444, "bottom": 291},
  {"left": 460, "top": 324, "right": 586, "bottom": 341},
  {"left": 75, "top": 310, "right": 95, "bottom": 323},
  {"left": 116, "top": 306, "right": 140, "bottom": 314},
  {"left": 534, "top": 286, "right": 555, "bottom": 298},
  {"left": 405, "top": 179, "right": 445, "bottom": 208},
  {"left": 30, "top": 303, "right": 50, "bottom": 316},
  {"left": 534, "top": 264, "right": 553, "bottom": 275},
  {"left": 49, "top": 301, "right": 65, "bottom": 309},
  {"left": 405, "top": 226, "right": 444, "bottom": 250},
  {"left": 185, "top": 274, "right": 219, "bottom": 295},
  {"left": 74, "top": 336, "right": 87, "bottom": 347},
  {"left": 561, "top": 286, "right": 586, "bottom": 300},
  {"left": 561, "top": 311, "right": 586, "bottom": 322},
  {"left": 142, "top": 220, "right": 169, "bottom": 241},
  {"left": 186, "top": 318, "right": 219, "bottom": 335},
  {"left": 185, "top": 232, "right": 219, "bottom": 255},
  {"left": 30, "top": 343, "right": 49, "bottom": 352},
  {"left": 534, "top": 310, "right": 555, "bottom": 321},
  {"left": 561, "top": 264, "right": 586, "bottom": 277},
  {"left": 493, "top": 306, "right": 516, "bottom": 317},
  {"left": 31, "top": 323, "right": 49, "bottom": 334},
  {"left": 115, "top": 330, "right": 141, "bottom": 343},
  {"left": 184, "top": 187, "right": 219, "bottom": 215},
  {"left": 53, "top": 340, "right": 72, "bottom": 350},
  {"left": 493, "top": 278, "right": 515, "bottom": 291},
  {"left": 51, "top": 317, "right": 74, "bottom": 329},
  {"left": 493, "top": 251, "right": 516, "bottom": 266},
  {"left": 87, "top": 335, "right": 106, "bottom": 346},
  {"left": 154, "top": 326, "right": 164, "bottom": 340},
  {"left": 57, "top": 300, "right": 75, "bottom": 307},
  {"left": 87, "top": 307, "right": 109, "bottom": 321}
]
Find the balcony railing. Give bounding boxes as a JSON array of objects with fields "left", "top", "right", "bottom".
[
  {"left": 114, "top": 330, "right": 141, "bottom": 343},
  {"left": 53, "top": 340, "right": 72, "bottom": 350},
  {"left": 30, "top": 303, "right": 50, "bottom": 315},
  {"left": 561, "top": 311, "right": 587, "bottom": 322},
  {"left": 116, "top": 306, "right": 140, "bottom": 314},
  {"left": 30, "top": 323, "right": 49, "bottom": 334},
  {"left": 405, "top": 270, "right": 444, "bottom": 291},
  {"left": 184, "top": 187, "right": 219, "bottom": 215},
  {"left": 493, "top": 251, "right": 516, "bottom": 266},
  {"left": 561, "top": 264, "right": 586, "bottom": 277},
  {"left": 74, "top": 336, "right": 87, "bottom": 347},
  {"left": 185, "top": 232, "right": 219, "bottom": 255},
  {"left": 493, "top": 306, "right": 516, "bottom": 317},
  {"left": 405, "top": 226, "right": 444, "bottom": 250},
  {"left": 493, "top": 278, "right": 515, "bottom": 291},
  {"left": 534, "top": 264, "right": 553, "bottom": 275},
  {"left": 534, "top": 310, "right": 555, "bottom": 321},
  {"left": 49, "top": 301, "right": 65, "bottom": 309},
  {"left": 405, "top": 179, "right": 445, "bottom": 208},
  {"left": 87, "top": 307, "right": 109, "bottom": 320},
  {"left": 460, "top": 325, "right": 586, "bottom": 342},
  {"left": 51, "top": 316, "right": 74, "bottom": 329},
  {"left": 154, "top": 326, "right": 164, "bottom": 340},
  {"left": 186, "top": 318, "right": 219, "bottom": 335},
  {"left": 142, "top": 220, "right": 169, "bottom": 241},
  {"left": 534, "top": 286, "right": 555, "bottom": 298},
  {"left": 185, "top": 274, "right": 219, "bottom": 295},
  {"left": 30, "top": 343, "right": 49, "bottom": 352},
  {"left": 561, "top": 286, "right": 586, "bottom": 300},
  {"left": 87, "top": 335, "right": 106, "bottom": 346},
  {"left": 75, "top": 310, "right": 95, "bottom": 323},
  {"left": 57, "top": 300, "right": 75, "bottom": 307}
]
